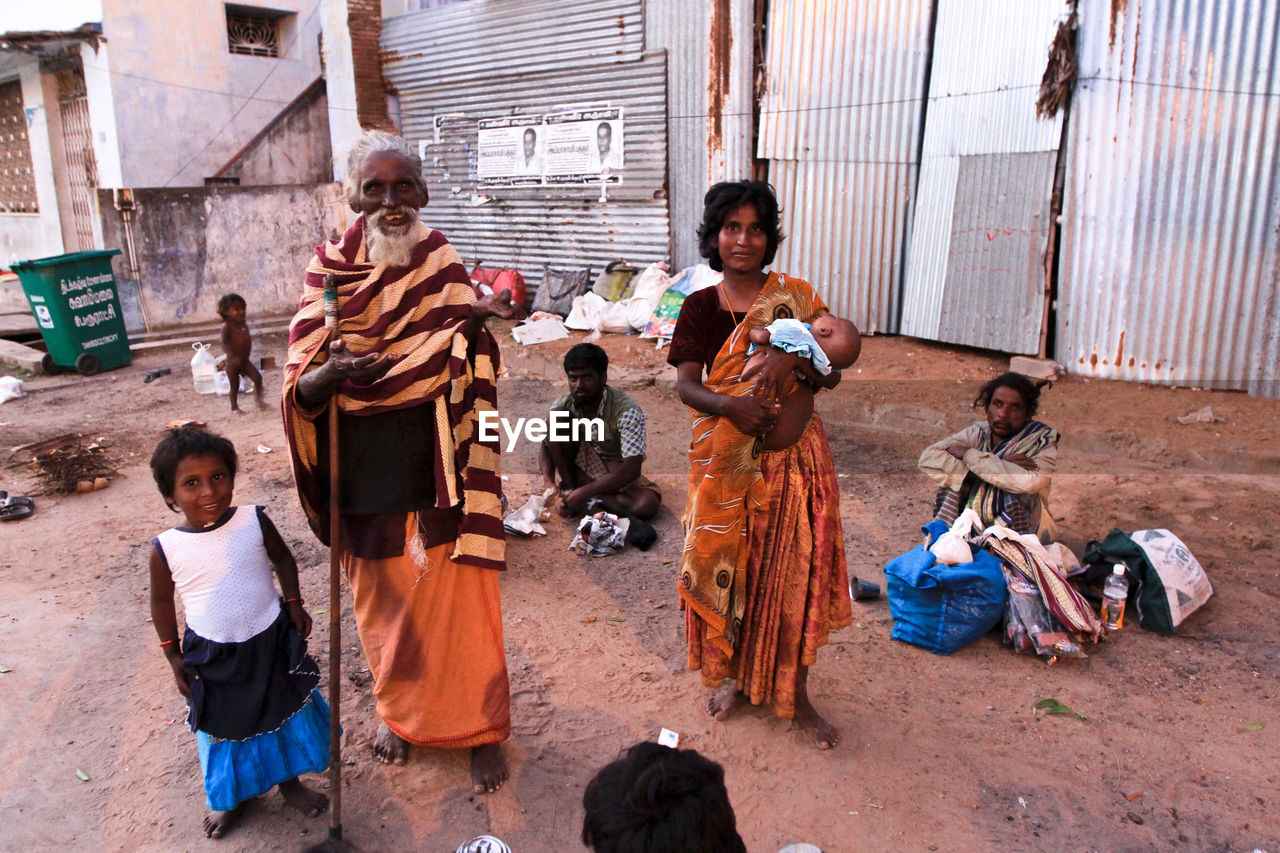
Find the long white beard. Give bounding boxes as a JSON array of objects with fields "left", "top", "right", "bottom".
[{"left": 366, "top": 212, "right": 419, "bottom": 268}]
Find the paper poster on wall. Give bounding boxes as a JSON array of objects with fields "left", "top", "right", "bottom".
[
  {"left": 477, "top": 115, "right": 546, "bottom": 187},
  {"left": 544, "top": 107, "right": 624, "bottom": 185},
  {"left": 476, "top": 107, "right": 624, "bottom": 188}
]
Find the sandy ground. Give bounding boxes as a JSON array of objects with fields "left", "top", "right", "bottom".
[{"left": 1, "top": 324, "right": 1278, "bottom": 852}]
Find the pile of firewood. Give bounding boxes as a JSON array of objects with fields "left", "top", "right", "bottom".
[{"left": 10, "top": 434, "right": 118, "bottom": 495}]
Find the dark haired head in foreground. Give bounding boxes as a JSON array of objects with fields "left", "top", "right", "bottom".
[{"left": 582, "top": 742, "right": 747, "bottom": 853}]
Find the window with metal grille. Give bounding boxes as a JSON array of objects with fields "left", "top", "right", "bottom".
[
  {"left": 0, "top": 79, "right": 38, "bottom": 214},
  {"left": 226, "top": 5, "right": 283, "bottom": 57}
]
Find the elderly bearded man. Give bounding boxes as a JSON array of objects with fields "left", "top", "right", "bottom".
[{"left": 283, "top": 130, "right": 521, "bottom": 793}]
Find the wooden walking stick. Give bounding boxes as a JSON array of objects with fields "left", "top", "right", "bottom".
[{"left": 304, "top": 275, "right": 357, "bottom": 852}]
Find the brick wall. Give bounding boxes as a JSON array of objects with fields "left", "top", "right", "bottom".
[{"left": 347, "top": 0, "right": 394, "bottom": 131}]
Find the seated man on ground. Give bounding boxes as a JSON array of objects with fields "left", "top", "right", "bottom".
[
  {"left": 918, "top": 371, "right": 1059, "bottom": 543},
  {"left": 539, "top": 343, "right": 661, "bottom": 540}
]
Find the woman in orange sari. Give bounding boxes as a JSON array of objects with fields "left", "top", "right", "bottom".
[{"left": 668, "top": 181, "right": 854, "bottom": 748}]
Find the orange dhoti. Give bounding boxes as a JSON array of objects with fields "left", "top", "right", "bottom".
[{"left": 344, "top": 527, "right": 510, "bottom": 748}]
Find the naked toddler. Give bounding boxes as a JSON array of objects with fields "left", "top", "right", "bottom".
[{"left": 217, "top": 293, "right": 265, "bottom": 412}]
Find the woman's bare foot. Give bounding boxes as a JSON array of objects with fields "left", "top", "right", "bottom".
[
  {"left": 374, "top": 722, "right": 410, "bottom": 765},
  {"left": 203, "top": 802, "right": 247, "bottom": 838},
  {"left": 792, "top": 663, "right": 839, "bottom": 748},
  {"left": 471, "top": 743, "right": 508, "bottom": 794},
  {"left": 707, "top": 683, "right": 748, "bottom": 721},
  {"left": 278, "top": 777, "right": 329, "bottom": 817},
  {"left": 794, "top": 694, "right": 840, "bottom": 750}
]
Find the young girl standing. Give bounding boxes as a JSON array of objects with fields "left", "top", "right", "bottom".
[{"left": 148, "top": 424, "right": 330, "bottom": 839}]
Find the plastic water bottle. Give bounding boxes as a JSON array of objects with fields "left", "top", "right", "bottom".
[
  {"left": 190, "top": 342, "right": 218, "bottom": 395},
  {"left": 1101, "top": 564, "right": 1129, "bottom": 631}
]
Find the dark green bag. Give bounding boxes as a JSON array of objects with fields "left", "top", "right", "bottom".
[{"left": 1083, "top": 528, "right": 1213, "bottom": 634}]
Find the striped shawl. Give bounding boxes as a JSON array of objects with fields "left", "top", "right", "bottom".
[
  {"left": 282, "top": 218, "right": 505, "bottom": 571},
  {"left": 968, "top": 420, "right": 1058, "bottom": 526}
]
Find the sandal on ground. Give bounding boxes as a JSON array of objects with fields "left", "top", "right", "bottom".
[{"left": 0, "top": 495, "right": 35, "bottom": 521}]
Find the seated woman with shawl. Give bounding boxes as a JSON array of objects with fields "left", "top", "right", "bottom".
[
  {"left": 918, "top": 372, "right": 1060, "bottom": 543},
  {"left": 668, "top": 180, "right": 853, "bottom": 750}
]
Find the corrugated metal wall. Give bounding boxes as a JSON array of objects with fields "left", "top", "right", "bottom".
[
  {"left": 645, "top": 0, "right": 755, "bottom": 271},
  {"left": 758, "top": 0, "right": 933, "bottom": 334},
  {"left": 1059, "top": 0, "right": 1280, "bottom": 396},
  {"left": 381, "top": 0, "right": 670, "bottom": 294},
  {"left": 900, "top": 0, "right": 1066, "bottom": 354}
]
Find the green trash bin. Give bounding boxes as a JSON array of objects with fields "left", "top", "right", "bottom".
[{"left": 11, "top": 249, "right": 131, "bottom": 376}]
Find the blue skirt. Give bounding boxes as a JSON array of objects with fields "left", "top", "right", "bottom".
[{"left": 196, "top": 689, "right": 330, "bottom": 811}]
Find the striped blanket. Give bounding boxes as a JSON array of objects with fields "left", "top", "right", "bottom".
[
  {"left": 282, "top": 218, "right": 505, "bottom": 571},
  {"left": 982, "top": 526, "right": 1102, "bottom": 642}
]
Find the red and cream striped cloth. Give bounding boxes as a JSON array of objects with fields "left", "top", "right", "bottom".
[{"left": 282, "top": 217, "right": 505, "bottom": 571}]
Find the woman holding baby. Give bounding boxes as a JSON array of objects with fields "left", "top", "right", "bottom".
[{"left": 667, "top": 180, "right": 859, "bottom": 749}]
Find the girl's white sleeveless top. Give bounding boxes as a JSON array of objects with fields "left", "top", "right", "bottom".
[{"left": 156, "top": 506, "right": 280, "bottom": 643}]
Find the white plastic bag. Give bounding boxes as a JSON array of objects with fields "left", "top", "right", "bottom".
[
  {"left": 929, "top": 508, "right": 983, "bottom": 565},
  {"left": 627, "top": 262, "right": 672, "bottom": 311},
  {"left": 668, "top": 263, "right": 721, "bottom": 296},
  {"left": 212, "top": 370, "right": 251, "bottom": 395},
  {"left": 504, "top": 488, "right": 554, "bottom": 536},
  {"left": 0, "top": 376, "right": 25, "bottom": 404},
  {"left": 564, "top": 292, "right": 633, "bottom": 334},
  {"left": 1128, "top": 529, "right": 1214, "bottom": 631}
]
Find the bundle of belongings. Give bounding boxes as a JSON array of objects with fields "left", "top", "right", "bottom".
[
  {"left": 981, "top": 524, "right": 1101, "bottom": 663},
  {"left": 569, "top": 510, "right": 631, "bottom": 557},
  {"left": 639, "top": 264, "right": 721, "bottom": 344},
  {"left": 883, "top": 511, "right": 1007, "bottom": 655},
  {"left": 563, "top": 261, "right": 675, "bottom": 335},
  {"left": 1082, "top": 528, "right": 1214, "bottom": 635},
  {"left": 885, "top": 511, "right": 1212, "bottom": 662}
]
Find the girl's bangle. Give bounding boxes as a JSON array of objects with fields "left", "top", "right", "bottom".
[
  {"left": 285, "top": 597, "right": 303, "bottom": 606},
  {"left": 159, "top": 639, "right": 177, "bottom": 648}
]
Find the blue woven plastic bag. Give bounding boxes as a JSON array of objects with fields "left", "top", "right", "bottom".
[{"left": 884, "top": 521, "right": 1007, "bottom": 654}]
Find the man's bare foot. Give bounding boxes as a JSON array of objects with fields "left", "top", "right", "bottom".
[
  {"left": 471, "top": 743, "right": 508, "bottom": 794},
  {"left": 278, "top": 777, "right": 328, "bottom": 817},
  {"left": 794, "top": 694, "right": 840, "bottom": 749},
  {"left": 374, "top": 722, "right": 409, "bottom": 765},
  {"left": 203, "top": 802, "right": 247, "bottom": 838},
  {"left": 231, "top": 407, "right": 243, "bottom": 414},
  {"left": 707, "top": 683, "right": 748, "bottom": 721}
]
